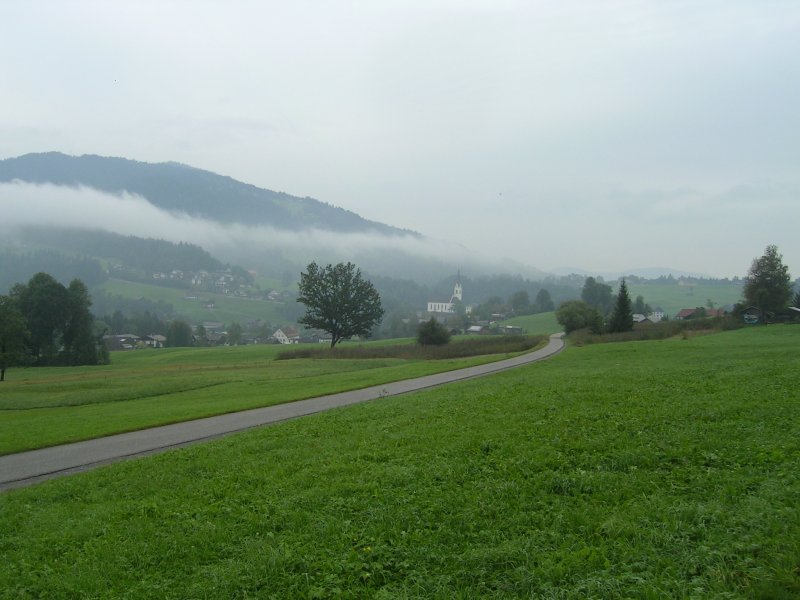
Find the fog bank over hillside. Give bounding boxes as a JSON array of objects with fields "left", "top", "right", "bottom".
[{"left": 0, "top": 181, "right": 544, "bottom": 282}]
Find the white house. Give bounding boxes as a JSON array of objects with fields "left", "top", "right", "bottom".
[{"left": 272, "top": 327, "right": 300, "bottom": 344}]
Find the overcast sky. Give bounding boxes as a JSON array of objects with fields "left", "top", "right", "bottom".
[{"left": 2, "top": 0, "right": 799, "bottom": 278}]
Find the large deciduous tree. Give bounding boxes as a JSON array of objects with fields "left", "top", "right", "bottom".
[
  {"left": 166, "top": 320, "right": 194, "bottom": 347},
  {"left": 534, "top": 288, "right": 555, "bottom": 313},
  {"left": 63, "top": 279, "right": 99, "bottom": 365},
  {"left": 227, "top": 321, "right": 243, "bottom": 346},
  {"left": 0, "top": 295, "right": 30, "bottom": 382},
  {"left": 297, "top": 262, "right": 384, "bottom": 348},
  {"left": 743, "top": 245, "right": 792, "bottom": 317},
  {"left": 581, "top": 277, "right": 614, "bottom": 315},
  {"left": 10, "top": 272, "right": 69, "bottom": 364},
  {"left": 556, "top": 300, "right": 603, "bottom": 334},
  {"left": 509, "top": 290, "right": 530, "bottom": 314},
  {"left": 608, "top": 279, "right": 634, "bottom": 333},
  {"left": 6, "top": 273, "right": 98, "bottom": 367}
]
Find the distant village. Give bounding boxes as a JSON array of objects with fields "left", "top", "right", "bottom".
[
  {"left": 103, "top": 272, "right": 743, "bottom": 351},
  {"left": 109, "top": 264, "right": 289, "bottom": 301}
]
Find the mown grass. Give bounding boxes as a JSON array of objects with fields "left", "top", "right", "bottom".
[
  {"left": 625, "top": 281, "right": 743, "bottom": 316},
  {"left": 497, "top": 311, "right": 561, "bottom": 335},
  {"left": 0, "top": 341, "right": 536, "bottom": 455},
  {"left": 1, "top": 326, "right": 798, "bottom": 598}
]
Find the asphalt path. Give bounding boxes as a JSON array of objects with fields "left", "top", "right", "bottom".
[{"left": 0, "top": 333, "right": 565, "bottom": 492}]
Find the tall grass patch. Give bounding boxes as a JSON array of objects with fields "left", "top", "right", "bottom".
[{"left": 277, "top": 335, "right": 547, "bottom": 360}]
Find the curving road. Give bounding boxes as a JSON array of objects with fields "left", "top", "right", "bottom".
[{"left": 0, "top": 333, "right": 565, "bottom": 492}]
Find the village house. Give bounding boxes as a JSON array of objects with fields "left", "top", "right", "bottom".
[
  {"left": 675, "top": 308, "right": 699, "bottom": 320},
  {"left": 141, "top": 334, "right": 166, "bottom": 348},
  {"left": 103, "top": 334, "right": 141, "bottom": 351},
  {"left": 272, "top": 327, "right": 300, "bottom": 344}
]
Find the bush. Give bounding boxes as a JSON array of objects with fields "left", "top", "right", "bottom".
[
  {"left": 556, "top": 300, "right": 603, "bottom": 334},
  {"left": 417, "top": 318, "right": 451, "bottom": 346}
]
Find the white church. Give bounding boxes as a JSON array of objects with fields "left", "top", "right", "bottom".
[{"left": 427, "top": 277, "right": 472, "bottom": 315}]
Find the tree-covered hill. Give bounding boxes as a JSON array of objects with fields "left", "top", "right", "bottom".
[{"left": 0, "top": 152, "right": 415, "bottom": 235}]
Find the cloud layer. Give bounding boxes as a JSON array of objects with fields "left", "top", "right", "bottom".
[{"left": 0, "top": 181, "right": 481, "bottom": 273}]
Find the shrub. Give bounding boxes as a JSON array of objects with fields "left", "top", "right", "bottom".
[{"left": 417, "top": 318, "right": 451, "bottom": 346}]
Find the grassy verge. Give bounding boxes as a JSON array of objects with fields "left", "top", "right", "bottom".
[
  {"left": 0, "top": 342, "right": 537, "bottom": 455},
  {"left": 1, "top": 327, "right": 798, "bottom": 597}
]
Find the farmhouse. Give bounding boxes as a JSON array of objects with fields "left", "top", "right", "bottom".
[
  {"left": 142, "top": 334, "right": 166, "bottom": 348},
  {"left": 272, "top": 327, "right": 300, "bottom": 344},
  {"left": 675, "top": 308, "right": 699, "bottom": 320},
  {"left": 103, "top": 334, "right": 141, "bottom": 351}
]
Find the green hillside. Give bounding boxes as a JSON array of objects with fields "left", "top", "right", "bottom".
[
  {"left": 95, "top": 278, "right": 287, "bottom": 325},
  {"left": 0, "top": 152, "right": 411, "bottom": 234},
  {"left": 625, "top": 281, "right": 744, "bottom": 316},
  {"left": 2, "top": 326, "right": 798, "bottom": 597}
]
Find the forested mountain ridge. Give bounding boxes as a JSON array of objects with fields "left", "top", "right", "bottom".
[{"left": 0, "top": 152, "right": 415, "bottom": 235}]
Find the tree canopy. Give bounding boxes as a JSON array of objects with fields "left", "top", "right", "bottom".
[
  {"left": 297, "top": 262, "right": 385, "bottom": 348},
  {"left": 556, "top": 300, "right": 603, "bottom": 334},
  {"left": 534, "top": 288, "right": 555, "bottom": 312},
  {"left": 743, "top": 245, "right": 792, "bottom": 316},
  {"left": 166, "top": 320, "right": 194, "bottom": 347},
  {"left": 581, "top": 277, "right": 614, "bottom": 315},
  {"left": 0, "top": 295, "right": 30, "bottom": 382},
  {"left": 3, "top": 272, "right": 100, "bottom": 375}
]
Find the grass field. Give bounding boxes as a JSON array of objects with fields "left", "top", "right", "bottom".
[
  {"left": 1, "top": 326, "right": 798, "bottom": 597},
  {"left": 498, "top": 311, "right": 561, "bottom": 334},
  {"left": 625, "top": 281, "right": 744, "bottom": 316},
  {"left": 0, "top": 340, "right": 538, "bottom": 455}
]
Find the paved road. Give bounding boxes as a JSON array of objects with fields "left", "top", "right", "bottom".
[{"left": 0, "top": 333, "right": 565, "bottom": 492}]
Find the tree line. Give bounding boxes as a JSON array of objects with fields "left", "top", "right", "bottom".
[
  {"left": 0, "top": 273, "right": 107, "bottom": 381},
  {"left": 556, "top": 245, "right": 797, "bottom": 335}
]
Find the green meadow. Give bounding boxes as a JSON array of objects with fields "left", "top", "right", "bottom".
[
  {"left": 95, "top": 278, "right": 287, "bottom": 324},
  {"left": 0, "top": 339, "right": 540, "bottom": 455},
  {"left": 499, "top": 311, "right": 561, "bottom": 335},
  {"left": 1, "top": 326, "right": 798, "bottom": 598},
  {"left": 625, "top": 281, "right": 744, "bottom": 316}
]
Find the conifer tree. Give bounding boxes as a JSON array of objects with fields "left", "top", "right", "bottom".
[{"left": 608, "top": 279, "right": 634, "bottom": 333}]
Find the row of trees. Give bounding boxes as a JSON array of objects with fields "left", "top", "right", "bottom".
[
  {"left": 556, "top": 279, "right": 635, "bottom": 334},
  {"left": 0, "top": 273, "right": 106, "bottom": 381},
  {"left": 556, "top": 245, "right": 796, "bottom": 335}
]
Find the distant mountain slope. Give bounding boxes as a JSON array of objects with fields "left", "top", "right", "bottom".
[{"left": 0, "top": 152, "right": 414, "bottom": 235}]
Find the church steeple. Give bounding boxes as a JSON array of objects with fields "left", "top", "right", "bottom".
[{"left": 451, "top": 270, "right": 462, "bottom": 303}]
